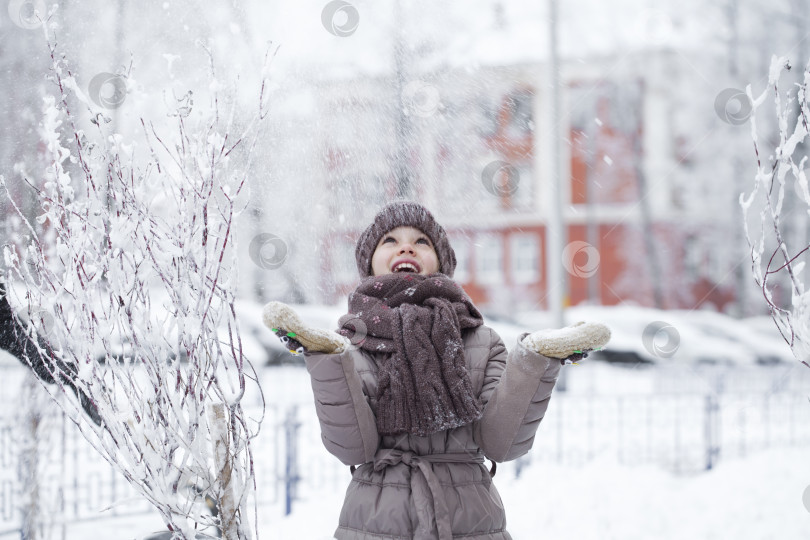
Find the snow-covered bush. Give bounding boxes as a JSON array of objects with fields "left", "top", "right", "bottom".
[
  {"left": 741, "top": 55, "right": 810, "bottom": 367},
  {"left": 0, "top": 19, "right": 273, "bottom": 540}
]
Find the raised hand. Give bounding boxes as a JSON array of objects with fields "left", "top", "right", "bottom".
[
  {"left": 522, "top": 321, "right": 611, "bottom": 364},
  {"left": 269, "top": 327, "right": 307, "bottom": 356},
  {"left": 262, "top": 301, "right": 349, "bottom": 355}
]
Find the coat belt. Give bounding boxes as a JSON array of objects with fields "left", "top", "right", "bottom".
[{"left": 372, "top": 448, "right": 486, "bottom": 540}]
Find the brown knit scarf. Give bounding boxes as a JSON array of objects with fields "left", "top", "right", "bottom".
[{"left": 337, "top": 273, "right": 484, "bottom": 437}]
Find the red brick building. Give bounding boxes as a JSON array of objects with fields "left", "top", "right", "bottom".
[{"left": 316, "top": 57, "right": 738, "bottom": 313}]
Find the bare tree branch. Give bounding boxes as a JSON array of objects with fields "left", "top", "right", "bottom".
[
  {"left": 742, "top": 55, "right": 810, "bottom": 368},
  {"left": 0, "top": 18, "right": 277, "bottom": 540}
]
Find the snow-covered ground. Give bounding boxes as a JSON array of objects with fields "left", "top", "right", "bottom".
[
  {"left": 266, "top": 447, "right": 810, "bottom": 540},
  {"left": 60, "top": 446, "right": 810, "bottom": 540},
  {"left": 4, "top": 361, "right": 808, "bottom": 540},
  {"left": 2, "top": 303, "right": 809, "bottom": 539}
]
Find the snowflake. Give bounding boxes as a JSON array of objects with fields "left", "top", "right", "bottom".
[
  {"left": 404, "top": 287, "right": 416, "bottom": 296},
  {"left": 376, "top": 343, "right": 387, "bottom": 350},
  {"left": 362, "top": 297, "right": 370, "bottom": 303},
  {"left": 373, "top": 282, "right": 383, "bottom": 290},
  {"left": 372, "top": 315, "right": 381, "bottom": 324}
]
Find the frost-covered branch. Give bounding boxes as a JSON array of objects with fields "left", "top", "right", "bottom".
[
  {"left": 741, "top": 55, "right": 810, "bottom": 367},
  {"left": 0, "top": 20, "right": 275, "bottom": 540}
]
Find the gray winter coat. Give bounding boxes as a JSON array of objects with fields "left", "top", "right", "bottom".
[{"left": 304, "top": 325, "right": 561, "bottom": 540}]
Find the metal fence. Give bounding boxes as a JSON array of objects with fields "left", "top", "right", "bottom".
[
  {"left": 518, "top": 391, "right": 810, "bottom": 475},
  {"left": 0, "top": 396, "right": 343, "bottom": 539},
  {"left": 0, "top": 363, "right": 808, "bottom": 537}
]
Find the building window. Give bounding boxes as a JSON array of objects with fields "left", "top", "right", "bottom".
[
  {"left": 477, "top": 97, "right": 499, "bottom": 137},
  {"left": 510, "top": 233, "right": 540, "bottom": 284},
  {"left": 475, "top": 233, "right": 504, "bottom": 285},
  {"left": 684, "top": 236, "right": 700, "bottom": 282},
  {"left": 505, "top": 90, "right": 533, "bottom": 138}
]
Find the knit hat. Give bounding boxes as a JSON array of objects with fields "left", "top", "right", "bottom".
[{"left": 355, "top": 201, "right": 457, "bottom": 278}]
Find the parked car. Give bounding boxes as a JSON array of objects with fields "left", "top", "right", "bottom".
[{"left": 517, "top": 304, "right": 794, "bottom": 366}]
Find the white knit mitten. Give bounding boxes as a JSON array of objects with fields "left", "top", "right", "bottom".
[
  {"left": 522, "top": 321, "right": 611, "bottom": 360},
  {"left": 262, "top": 301, "right": 349, "bottom": 354}
]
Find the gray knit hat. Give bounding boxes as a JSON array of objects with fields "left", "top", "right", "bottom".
[{"left": 355, "top": 201, "right": 457, "bottom": 278}]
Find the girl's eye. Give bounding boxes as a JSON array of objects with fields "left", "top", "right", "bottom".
[{"left": 381, "top": 236, "right": 429, "bottom": 245}]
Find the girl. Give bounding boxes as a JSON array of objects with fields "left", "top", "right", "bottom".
[{"left": 263, "top": 201, "right": 610, "bottom": 540}]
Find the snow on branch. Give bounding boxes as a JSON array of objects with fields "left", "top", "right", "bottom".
[
  {"left": 0, "top": 20, "right": 276, "bottom": 540},
  {"left": 741, "top": 55, "right": 810, "bottom": 368}
]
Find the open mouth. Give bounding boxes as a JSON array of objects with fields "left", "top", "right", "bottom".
[{"left": 392, "top": 262, "right": 420, "bottom": 273}]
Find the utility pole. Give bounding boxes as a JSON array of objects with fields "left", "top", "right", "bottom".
[
  {"left": 547, "top": 0, "right": 569, "bottom": 390},
  {"left": 547, "top": 0, "right": 566, "bottom": 328}
]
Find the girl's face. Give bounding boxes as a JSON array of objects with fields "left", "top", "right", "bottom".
[{"left": 371, "top": 226, "right": 440, "bottom": 277}]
